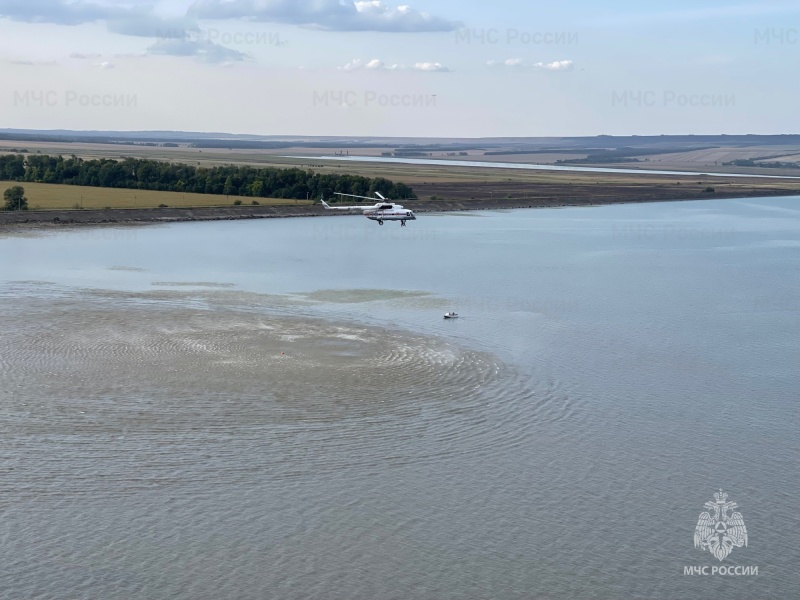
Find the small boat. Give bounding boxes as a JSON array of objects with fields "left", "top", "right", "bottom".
[{"left": 443, "top": 312, "right": 459, "bottom": 319}]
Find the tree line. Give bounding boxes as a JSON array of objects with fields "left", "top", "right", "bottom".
[
  {"left": 0, "top": 154, "right": 415, "bottom": 200},
  {"left": 723, "top": 158, "right": 799, "bottom": 170}
]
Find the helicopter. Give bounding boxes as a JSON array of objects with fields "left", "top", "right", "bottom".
[{"left": 320, "top": 192, "right": 417, "bottom": 226}]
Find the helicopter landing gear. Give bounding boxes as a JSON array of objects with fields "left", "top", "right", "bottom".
[
  {"left": 378, "top": 219, "right": 384, "bottom": 225},
  {"left": 401, "top": 220, "right": 406, "bottom": 227}
]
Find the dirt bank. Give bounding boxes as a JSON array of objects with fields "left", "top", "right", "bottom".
[{"left": 0, "top": 186, "right": 796, "bottom": 227}]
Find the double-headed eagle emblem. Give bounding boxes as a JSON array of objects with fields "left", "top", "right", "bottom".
[{"left": 694, "top": 489, "right": 748, "bottom": 561}]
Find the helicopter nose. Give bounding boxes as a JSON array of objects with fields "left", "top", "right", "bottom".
[{"left": 407, "top": 211, "right": 416, "bottom": 219}]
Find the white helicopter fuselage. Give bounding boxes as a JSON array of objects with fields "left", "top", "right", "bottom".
[
  {"left": 363, "top": 203, "right": 416, "bottom": 223},
  {"left": 321, "top": 193, "right": 417, "bottom": 226}
]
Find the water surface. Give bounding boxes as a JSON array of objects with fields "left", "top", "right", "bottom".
[{"left": 1, "top": 197, "right": 798, "bottom": 599}]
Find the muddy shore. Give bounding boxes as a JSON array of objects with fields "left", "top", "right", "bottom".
[{"left": 0, "top": 186, "right": 797, "bottom": 227}]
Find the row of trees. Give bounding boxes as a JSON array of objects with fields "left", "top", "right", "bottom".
[
  {"left": 723, "top": 158, "right": 800, "bottom": 169},
  {"left": 0, "top": 154, "right": 415, "bottom": 200}
]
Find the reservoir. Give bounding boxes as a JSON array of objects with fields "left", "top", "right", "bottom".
[{"left": 2, "top": 197, "right": 798, "bottom": 599}]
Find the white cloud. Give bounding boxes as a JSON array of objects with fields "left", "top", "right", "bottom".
[
  {"left": 486, "top": 58, "right": 525, "bottom": 68},
  {"left": 0, "top": 1, "right": 246, "bottom": 65},
  {"left": 341, "top": 58, "right": 389, "bottom": 70},
  {"left": 0, "top": 0, "right": 116, "bottom": 25},
  {"left": 535, "top": 59, "right": 573, "bottom": 71},
  {"left": 487, "top": 58, "right": 574, "bottom": 71},
  {"left": 413, "top": 62, "right": 449, "bottom": 72},
  {"left": 188, "top": 0, "right": 459, "bottom": 32},
  {"left": 97, "top": 61, "right": 115, "bottom": 69},
  {"left": 339, "top": 58, "right": 449, "bottom": 72},
  {"left": 0, "top": 0, "right": 195, "bottom": 37},
  {"left": 0, "top": 0, "right": 451, "bottom": 66}
]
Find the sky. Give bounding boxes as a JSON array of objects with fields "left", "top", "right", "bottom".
[{"left": 0, "top": 0, "right": 798, "bottom": 137}]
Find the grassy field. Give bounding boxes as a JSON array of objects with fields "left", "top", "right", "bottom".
[
  {"left": 2, "top": 142, "right": 799, "bottom": 212},
  {"left": 0, "top": 181, "right": 313, "bottom": 210},
  {"left": 5, "top": 140, "right": 800, "bottom": 185}
]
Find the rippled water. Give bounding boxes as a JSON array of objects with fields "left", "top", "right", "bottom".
[{"left": 1, "top": 197, "right": 798, "bottom": 599}]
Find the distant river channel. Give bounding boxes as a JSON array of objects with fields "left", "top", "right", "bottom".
[{"left": 290, "top": 154, "right": 800, "bottom": 179}]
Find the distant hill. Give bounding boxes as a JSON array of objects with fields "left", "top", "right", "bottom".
[{"left": 2, "top": 129, "right": 800, "bottom": 151}]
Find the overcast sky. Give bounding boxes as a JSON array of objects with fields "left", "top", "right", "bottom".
[{"left": 1, "top": 0, "right": 798, "bottom": 137}]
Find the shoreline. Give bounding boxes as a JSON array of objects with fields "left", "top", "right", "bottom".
[{"left": 0, "top": 188, "right": 797, "bottom": 227}]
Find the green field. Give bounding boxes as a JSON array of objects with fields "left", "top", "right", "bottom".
[
  {"left": 3, "top": 141, "right": 799, "bottom": 212},
  {"left": 0, "top": 181, "right": 313, "bottom": 210}
]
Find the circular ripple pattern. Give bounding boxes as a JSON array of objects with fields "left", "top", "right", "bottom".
[{"left": 1, "top": 285, "right": 581, "bottom": 501}]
